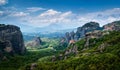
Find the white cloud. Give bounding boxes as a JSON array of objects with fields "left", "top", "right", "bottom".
[
  {"left": 60, "top": 11, "right": 72, "bottom": 17},
  {"left": 77, "top": 8, "right": 120, "bottom": 26},
  {"left": 0, "top": 0, "right": 7, "bottom": 5},
  {"left": 0, "top": 11, "right": 3, "bottom": 15},
  {"left": 27, "top": 7, "right": 45, "bottom": 12},
  {"left": 21, "top": 9, "right": 76, "bottom": 28},
  {"left": 1, "top": 7, "right": 120, "bottom": 30},
  {"left": 19, "top": 8, "right": 120, "bottom": 28},
  {"left": 11, "top": 12, "right": 29, "bottom": 17},
  {"left": 39, "top": 9, "right": 61, "bottom": 17}
]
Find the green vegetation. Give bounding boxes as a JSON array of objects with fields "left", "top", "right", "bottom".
[
  {"left": 1, "top": 31, "right": 120, "bottom": 70},
  {"left": 0, "top": 48, "right": 59, "bottom": 70},
  {"left": 26, "top": 37, "right": 67, "bottom": 52},
  {"left": 22, "top": 31, "right": 120, "bottom": 70},
  {"left": 0, "top": 37, "right": 64, "bottom": 70},
  {"left": 23, "top": 53, "right": 120, "bottom": 70},
  {"left": 26, "top": 38, "right": 60, "bottom": 50},
  {"left": 41, "top": 38, "right": 60, "bottom": 48}
]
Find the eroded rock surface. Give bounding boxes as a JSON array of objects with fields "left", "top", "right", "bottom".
[{"left": 0, "top": 24, "right": 26, "bottom": 60}]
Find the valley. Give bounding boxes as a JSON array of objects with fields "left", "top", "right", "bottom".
[{"left": 0, "top": 21, "right": 120, "bottom": 70}]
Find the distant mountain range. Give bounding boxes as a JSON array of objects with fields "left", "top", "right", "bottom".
[{"left": 21, "top": 23, "right": 76, "bottom": 33}]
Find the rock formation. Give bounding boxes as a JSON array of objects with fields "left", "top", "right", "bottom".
[
  {"left": 76, "top": 22, "right": 101, "bottom": 38},
  {"left": 64, "top": 22, "right": 101, "bottom": 44},
  {"left": 103, "top": 21, "right": 120, "bottom": 31},
  {"left": 84, "top": 30, "right": 109, "bottom": 48},
  {"left": 70, "top": 31, "right": 75, "bottom": 40},
  {"left": 0, "top": 24, "right": 26, "bottom": 59},
  {"left": 56, "top": 21, "right": 120, "bottom": 61},
  {"left": 65, "top": 32, "right": 71, "bottom": 43},
  {"left": 25, "top": 36, "right": 42, "bottom": 47}
]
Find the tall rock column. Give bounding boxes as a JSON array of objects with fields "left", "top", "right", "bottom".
[{"left": 0, "top": 24, "right": 26, "bottom": 56}]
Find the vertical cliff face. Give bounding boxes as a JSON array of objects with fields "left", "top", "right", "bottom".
[
  {"left": 65, "top": 32, "right": 71, "bottom": 43},
  {"left": 77, "top": 22, "right": 101, "bottom": 38},
  {"left": 0, "top": 24, "right": 26, "bottom": 57},
  {"left": 64, "top": 22, "right": 101, "bottom": 44}
]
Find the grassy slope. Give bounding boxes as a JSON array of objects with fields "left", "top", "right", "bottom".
[
  {"left": 0, "top": 38, "right": 62, "bottom": 70},
  {"left": 22, "top": 31, "right": 120, "bottom": 70},
  {"left": 0, "top": 48, "right": 58, "bottom": 70}
]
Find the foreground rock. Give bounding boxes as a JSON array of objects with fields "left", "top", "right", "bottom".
[{"left": 0, "top": 24, "right": 26, "bottom": 60}]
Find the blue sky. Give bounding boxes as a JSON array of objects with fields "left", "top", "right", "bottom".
[
  {"left": 0, "top": 0, "right": 120, "bottom": 32},
  {"left": 7, "top": 0, "right": 120, "bottom": 13}
]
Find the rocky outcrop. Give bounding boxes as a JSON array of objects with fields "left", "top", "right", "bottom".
[
  {"left": 97, "top": 43, "right": 108, "bottom": 53},
  {"left": 57, "top": 21, "right": 120, "bottom": 61},
  {"left": 25, "top": 63, "right": 38, "bottom": 70},
  {"left": 64, "top": 22, "right": 101, "bottom": 44},
  {"left": 84, "top": 30, "right": 109, "bottom": 48},
  {"left": 0, "top": 24, "right": 26, "bottom": 59},
  {"left": 104, "top": 21, "right": 120, "bottom": 31},
  {"left": 70, "top": 31, "right": 75, "bottom": 40},
  {"left": 25, "top": 37, "right": 42, "bottom": 47},
  {"left": 85, "top": 30, "right": 104, "bottom": 39},
  {"left": 76, "top": 22, "right": 101, "bottom": 39},
  {"left": 30, "top": 63, "right": 38, "bottom": 70},
  {"left": 51, "top": 44, "right": 78, "bottom": 61},
  {"left": 65, "top": 32, "right": 71, "bottom": 43},
  {"left": 64, "top": 45, "right": 78, "bottom": 56}
]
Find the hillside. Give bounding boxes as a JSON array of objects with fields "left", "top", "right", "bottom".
[{"left": 22, "top": 31, "right": 120, "bottom": 70}]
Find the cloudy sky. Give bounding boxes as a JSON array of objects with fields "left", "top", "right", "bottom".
[{"left": 0, "top": 0, "right": 120, "bottom": 32}]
